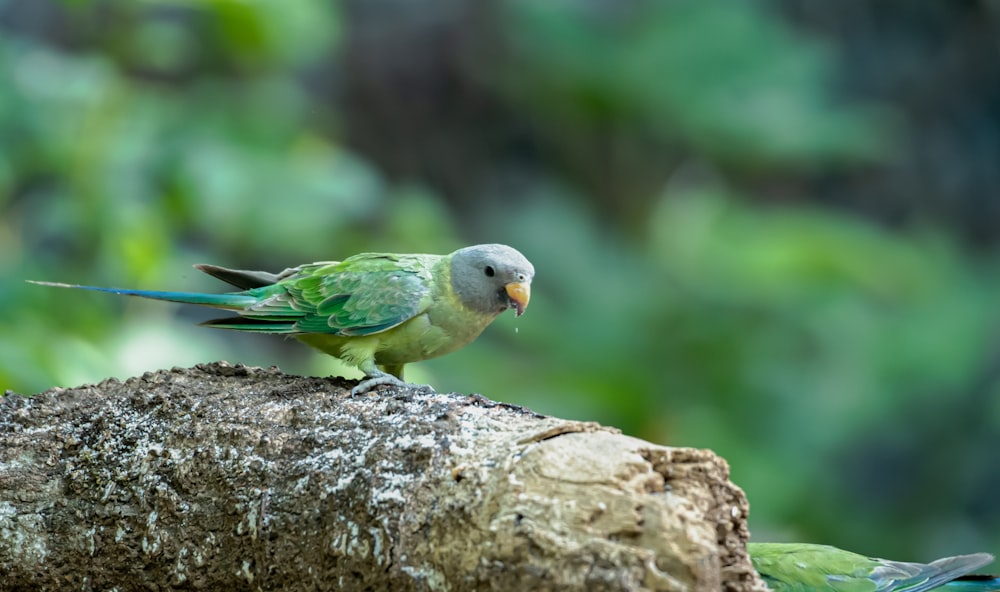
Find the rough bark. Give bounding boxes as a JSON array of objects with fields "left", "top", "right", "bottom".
[{"left": 0, "top": 362, "right": 765, "bottom": 591}]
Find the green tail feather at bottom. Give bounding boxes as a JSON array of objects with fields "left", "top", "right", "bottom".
[{"left": 199, "top": 316, "right": 298, "bottom": 333}]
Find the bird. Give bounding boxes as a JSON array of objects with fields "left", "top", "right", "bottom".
[
  {"left": 749, "top": 542, "right": 1000, "bottom": 591},
  {"left": 31, "top": 244, "right": 534, "bottom": 394}
]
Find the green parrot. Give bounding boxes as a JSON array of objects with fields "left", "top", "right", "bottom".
[
  {"left": 749, "top": 542, "right": 999, "bottom": 591},
  {"left": 32, "top": 244, "right": 534, "bottom": 394}
]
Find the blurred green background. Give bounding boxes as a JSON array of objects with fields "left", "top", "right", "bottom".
[{"left": 2, "top": 0, "right": 999, "bottom": 563}]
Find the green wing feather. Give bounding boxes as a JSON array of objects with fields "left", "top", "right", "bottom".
[
  {"left": 202, "top": 253, "right": 436, "bottom": 336},
  {"left": 749, "top": 543, "right": 996, "bottom": 592}
]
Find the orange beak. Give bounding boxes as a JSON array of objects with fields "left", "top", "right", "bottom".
[{"left": 504, "top": 282, "right": 531, "bottom": 317}]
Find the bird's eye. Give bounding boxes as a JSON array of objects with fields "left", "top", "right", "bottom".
[{"left": 484, "top": 265, "right": 495, "bottom": 277}]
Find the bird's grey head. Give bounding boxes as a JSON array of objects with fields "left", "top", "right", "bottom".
[{"left": 450, "top": 244, "right": 534, "bottom": 317}]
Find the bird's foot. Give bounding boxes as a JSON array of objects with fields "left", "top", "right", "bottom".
[{"left": 350, "top": 372, "right": 435, "bottom": 396}]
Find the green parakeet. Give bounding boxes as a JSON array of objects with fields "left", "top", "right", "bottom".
[
  {"left": 32, "top": 244, "right": 534, "bottom": 394},
  {"left": 749, "top": 542, "right": 999, "bottom": 591}
]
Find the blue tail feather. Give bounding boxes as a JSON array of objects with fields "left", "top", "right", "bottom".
[
  {"left": 945, "top": 575, "right": 1000, "bottom": 591},
  {"left": 27, "top": 281, "right": 257, "bottom": 310}
]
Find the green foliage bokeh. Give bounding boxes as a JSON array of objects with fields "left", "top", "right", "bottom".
[{"left": 2, "top": 0, "right": 998, "bottom": 564}]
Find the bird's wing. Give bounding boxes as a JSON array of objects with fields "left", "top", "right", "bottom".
[
  {"left": 202, "top": 254, "right": 436, "bottom": 336},
  {"left": 750, "top": 543, "right": 876, "bottom": 591},
  {"left": 748, "top": 543, "right": 995, "bottom": 592}
]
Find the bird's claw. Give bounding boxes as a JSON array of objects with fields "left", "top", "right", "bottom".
[{"left": 350, "top": 374, "right": 435, "bottom": 396}]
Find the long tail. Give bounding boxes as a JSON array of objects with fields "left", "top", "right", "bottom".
[
  {"left": 27, "top": 281, "right": 258, "bottom": 310},
  {"left": 919, "top": 554, "right": 998, "bottom": 591}
]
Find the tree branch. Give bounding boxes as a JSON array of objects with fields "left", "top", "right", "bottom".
[{"left": 0, "top": 362, "right": 764, "bottom": 591}]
